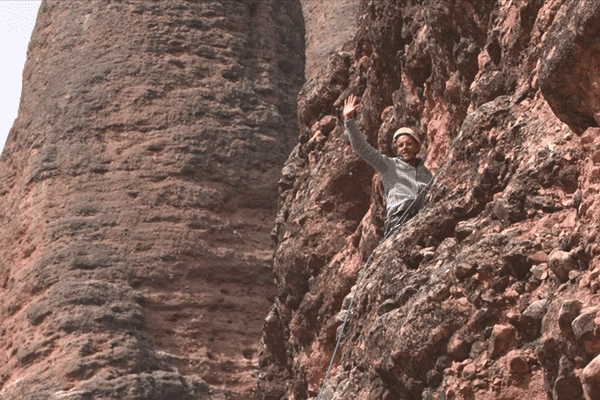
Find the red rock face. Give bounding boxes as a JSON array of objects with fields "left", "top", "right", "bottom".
[
  {"left": 0, "top": 1, "right": 304, "bottom": 399},
  {"left": 260, "top": 1, "right": 600, "bottom": 399}
]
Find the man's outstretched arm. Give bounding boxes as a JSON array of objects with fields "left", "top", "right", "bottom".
[{"left": 343, "top": 95, "right": 390, "bottom": 174}]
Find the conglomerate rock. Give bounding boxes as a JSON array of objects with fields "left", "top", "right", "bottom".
[
  {"left": 0, "top": 1, "right": 304, "bottom": 399},
  {"left": 5, "top": 0, "right": 600, "bottom": 399},
  {"left": 259, "top": 0, "right": 600, "bottom": 399}
]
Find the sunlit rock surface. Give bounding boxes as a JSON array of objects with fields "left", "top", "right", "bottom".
[{"left": 0, "top": 1, "right": 304, "bottom": 399}]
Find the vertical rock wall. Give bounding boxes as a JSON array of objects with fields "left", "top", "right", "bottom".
[
  {"left": 259, "top": 0, "right": 600, "bottom": 399},
  {"left": 0, "top": 1, "right": 304, "bottom": 399},
  {"left": 300, "top": 0, "right": 360, "bottom": 80}
]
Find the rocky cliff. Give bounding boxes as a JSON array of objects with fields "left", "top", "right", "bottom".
[
  {"left": 300, "top": 0, "right": 359, "bottom": 80},
  {"left": 4, "top": 0, "right": 600, "bottom": 399},
  {"left": 259, "top": 1, "right": 600, "bottom": 399},
  {"left": 0, "top": 1, "right": 304, "bottom": 399}
]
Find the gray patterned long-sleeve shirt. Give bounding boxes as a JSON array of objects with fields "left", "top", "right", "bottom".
[{"left": 344, "top": 119, "right": 433, "bottom": 220}]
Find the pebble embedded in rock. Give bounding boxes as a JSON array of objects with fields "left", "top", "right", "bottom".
[
  {"left": 582, "top": 354, "right": 600, "bottom": 400},
  {"left": 572, "top": 308, "right": 600, "bottom": 356},
  {"left": 507, "top": 350, "right": 529, "bottom": 375},
  {"left": 528, "top": 250, "right": 548, "bottom": 265},
  {"left": 558, "top": 300, "right": 582, "bottom": 334},
  {"left": 572, "top": 308, "right": 598, "bottom": 341},
  {"left": 548, "top": 250, "right": 577, "bottom": 282},
  {"left": 489, "top": 325, "right": 517, "bottom": 359},
  {"left": 531, "top": 263, "right": 548, "bottom": 280}
]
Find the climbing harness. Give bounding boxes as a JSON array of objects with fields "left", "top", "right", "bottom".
[{"left": 316, "top": 129, "right": 464, "bottom": 400}]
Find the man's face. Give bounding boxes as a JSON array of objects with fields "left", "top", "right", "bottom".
[{"left": 395, "top": 135, "right": 418, "bottom": 161}]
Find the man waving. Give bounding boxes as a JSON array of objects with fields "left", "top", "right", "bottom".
[{"left": 343, "top": 94, "right": 433, "bottom": 236}]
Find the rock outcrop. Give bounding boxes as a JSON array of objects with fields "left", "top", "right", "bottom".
[
  {"left": 259, "top": 1, "right": 600, "bottom": 399},
  {"left": 0, "top": 1, "right": 304, "bottom": 399},
  {"left": 5, "top": 0, "right": 600, "bottom": 399},
  {"left": 300, "top": 0, "right": 360, "bottom": 80}
]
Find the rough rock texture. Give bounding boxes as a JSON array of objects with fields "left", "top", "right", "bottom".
[
  {"left": 300, "top": 0, "right": 360, "bottom": 80},
  {"left": 0, "top": 1, "right": 304, "bottom": 399},
  {"left": 259, "top": 0, "right": 600, "bottom": 399}
]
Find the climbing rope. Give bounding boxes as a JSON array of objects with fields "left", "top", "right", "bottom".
[{"left": 316, "top": 129, "right": 464, "bottom": 400}]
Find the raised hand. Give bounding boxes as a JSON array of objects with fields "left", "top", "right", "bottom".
[{"left": 343, "top": 94, "right": 360, "bottom": 120}]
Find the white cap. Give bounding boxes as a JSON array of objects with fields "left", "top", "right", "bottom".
[{"left": 392, "top": 127, "right": 421, "bottom": 151}]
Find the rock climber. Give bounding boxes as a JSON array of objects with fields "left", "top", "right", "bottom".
[{"left": 343, "top": 94, "right": 433, "bottom": 237}]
